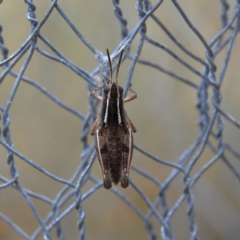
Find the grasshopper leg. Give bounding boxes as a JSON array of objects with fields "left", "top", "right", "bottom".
[
  {"left": 90, "top": 116, "right": 100, "bottom": 135},
  {"left": 95, "top": 129, "right": 112, "bottom": 189},
  {"left": 121, "top": 126, "right": 134, "bottom": 188},
  {"left": 123, "top": 84, "right": 137, "bottom": 103},
  {"left": 90, "top": 85, "right": 104, "bottom": 101}
]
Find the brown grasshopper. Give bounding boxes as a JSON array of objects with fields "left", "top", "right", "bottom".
[{"left": 90, "top": 49, "right": 137, "bottom": 189}]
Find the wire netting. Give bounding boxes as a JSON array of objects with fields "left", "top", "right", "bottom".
[{"left": 0, "top": 0, "right": 240, "bottom": 239}]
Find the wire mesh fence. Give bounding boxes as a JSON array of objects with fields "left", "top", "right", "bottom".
[{"left": 0, "top": 0, "right": 240, "bottom": 239}]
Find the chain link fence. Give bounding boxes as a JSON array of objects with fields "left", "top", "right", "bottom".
[{"left": 0, "top": 0, "right": 240, "bottom": 239}]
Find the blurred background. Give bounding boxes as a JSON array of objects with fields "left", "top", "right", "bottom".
[{"left": 0, "top": 0, "right": 240, "bottom": 239}]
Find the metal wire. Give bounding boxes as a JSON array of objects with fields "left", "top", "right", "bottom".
[{"left": 0, "top": 0, "right": 240, "bottom": 240}]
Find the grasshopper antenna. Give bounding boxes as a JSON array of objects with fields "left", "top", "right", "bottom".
[
  {"left": 106, "top": 49, "right": 112, "bottom": 84},
  {"left": 116, "top": 49, "right": 123, "bottom": 85}
]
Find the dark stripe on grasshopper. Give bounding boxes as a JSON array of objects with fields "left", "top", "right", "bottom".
[{"left": 101, "top": 83, "right": 125, "bottom": 127}]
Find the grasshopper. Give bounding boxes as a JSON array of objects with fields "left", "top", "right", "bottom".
[{"left": 90, "top": 49, "right": 137, "bottom": 189}]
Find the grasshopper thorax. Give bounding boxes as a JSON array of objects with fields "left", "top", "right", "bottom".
[{"left": 103, "top": 82, "right": 124, "bottom": 126}]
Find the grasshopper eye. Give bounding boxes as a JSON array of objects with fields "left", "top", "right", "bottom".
[
  {"left": 104, "top": 86, "right": 110, "bottom": 93},
  {"left": 118, "top": 86, "right": 123, "bottom": 93}
]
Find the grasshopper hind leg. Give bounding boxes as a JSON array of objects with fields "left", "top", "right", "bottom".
[
  {"left": 95, "top": 129, "right": 112, "bottom": 189},
  {"left": 121, "top": 175, "right": 129, "bottom": 188},
  {"left": 103, "top": 174, "right": 112, "bottom": 189},
  {"left": 121, "top": 127, "right": 134, "bottom": 188}
]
